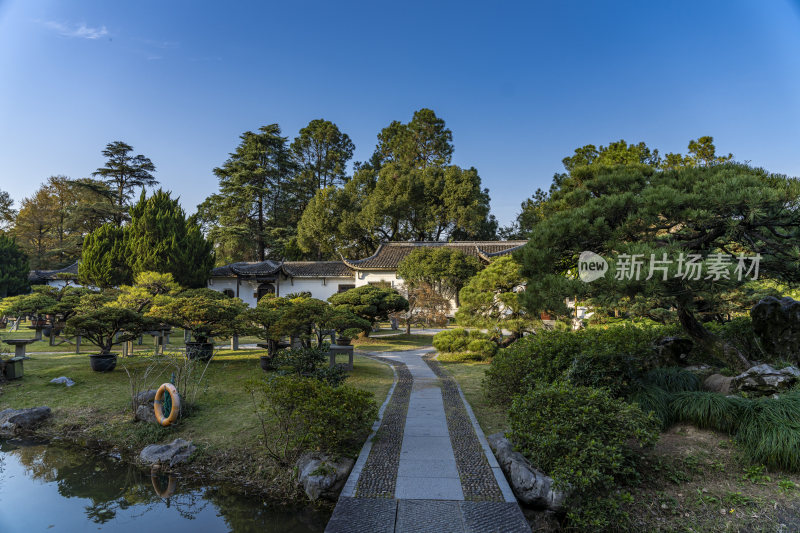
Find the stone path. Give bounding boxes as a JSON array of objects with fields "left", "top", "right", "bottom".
[{"left": 326, "top": 349, "right": 529, "bottom": 533}]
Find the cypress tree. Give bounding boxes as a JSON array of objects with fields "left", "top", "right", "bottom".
[
  {"left": 126, "top": 190, "right": 214, "bottom": 288},
  {"left": 78, "top": 223, "right": 131, "bottom": 288},
  {"left": 0, "top": 235, "right": 30, "bottom": 298}
]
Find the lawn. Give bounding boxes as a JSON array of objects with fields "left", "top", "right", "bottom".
[
  {"left": 353, "top": 333, "right": 434, "bottom": 352},
  {"left": 0, "top": 348, "right": 394, "bottom": 454},
  {"left": 437, "top": 359, "right": 508, "bottom": 436}
]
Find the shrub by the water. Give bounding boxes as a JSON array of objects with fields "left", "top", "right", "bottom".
[{"left": 247, "top": 374, "right": 377, "bottom": 463}]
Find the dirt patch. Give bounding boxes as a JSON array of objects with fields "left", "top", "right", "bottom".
[{"left": 625, "top": 424, "right": 800, "bottom": 532}]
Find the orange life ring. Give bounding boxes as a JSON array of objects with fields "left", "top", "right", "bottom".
[
  {"left": 151, "top": 472, "right": 177, "bottom": 499},
  {"left": 154, "top": 383, "right": 180, "bottom": 426}
]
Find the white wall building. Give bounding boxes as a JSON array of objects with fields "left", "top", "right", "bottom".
[{"left": 208, "top": 241, "right": 527, "bottom": 308}]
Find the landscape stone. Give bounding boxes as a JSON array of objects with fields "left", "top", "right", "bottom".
[
  {"left": 0, "top": 406, "right": 52, "bottom": 437},
  {"left": 296, "top": 452, "right": 354, "bottom": 501},
  {"left": 751, "top": 296, "right": 800, "bottom": 360},
  {"left": 134, "top": 389, "right": 158, "bottom": 423},
  {"left": 139, "top": 438, "right": 196, "bottom": 466},
  {"left": 732, "top": 363, "right": 800, "bottom": 396},
  {"left": 487, "top": 433, "right": 566, "bottom": 512},
  {"left": 703, "top": 374, "right": 733, "bottom": 394}
]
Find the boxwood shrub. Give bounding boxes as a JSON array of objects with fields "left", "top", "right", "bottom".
[{"left": 433, "top": 328, "right": 496, "bottom": 359}]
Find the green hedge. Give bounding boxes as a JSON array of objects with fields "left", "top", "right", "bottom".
[
  {"left": 433, "top": 329, "right": 497, "bottom": 360},
  {"left": 484, "top": 325, "right": 671, "bottom": 405}
]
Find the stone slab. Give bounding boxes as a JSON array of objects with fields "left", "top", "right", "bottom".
[
  {"left": 395, "top": 476, "right": 465, "bottom": 500},
  {"left": 397, "top": 459, "right": 460, "bottom": 478},
  {"left": 324, "top": 497, "right": 397, "bottom": 533},
  {"left": 395, "top": 500, "right": 464, "bottom": 533}
]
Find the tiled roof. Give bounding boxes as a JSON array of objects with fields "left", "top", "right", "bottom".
[
  {"left": 211, "top": 260, "right": 282, "bottom": 277},
  {"left": 29, "top": 261, "right": 80, "bottom": 282},
  {"left": 341, "top": 241, "right": 527, "bottom": 270},
  {"left": 282, "top": 261, "right": 353, "bottom": 278}
]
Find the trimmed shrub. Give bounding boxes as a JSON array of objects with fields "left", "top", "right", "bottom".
[
  {"left": 437, "top": 351, "right": 485, "bottom": 363},
  {"left": 466, "top": 339, "right": 497, "bottom": 358},
  {"left": 485, "top": 325, "right": 667, "bottom": 405},
  {"left": 509, "top": 383, "right": 658, "bottom": 494}
]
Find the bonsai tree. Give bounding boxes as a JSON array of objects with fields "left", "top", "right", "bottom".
[
  {"left": 7, "top": 291, "right": 58, "bottom": 327},
  {"left": 327, "top": 285, "right": 408, "bottom": 336},
  {"left": 277, "top": 296, "right": 329, "bottom": 347},
  {"left": 65, "top": 306, "right": 153, "bottom": 354},
  {"left": 113, "top": 271, "right": 182, "bottom": 312},
  {"left": 456, "top": 256, "right": 535, "bottom": 344},
  {"left": 323, "top": 307, "right": 371, "bottom": 343},
  {"left": 147, "top": 294, "right": 247, "bottom": 344},
  {"left": 242, "top": 294, "right": 294, "bottom": 356}
]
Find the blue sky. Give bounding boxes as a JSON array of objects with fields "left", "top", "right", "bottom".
[{"left": 1, "top": 1, "right": 799, "bottom": 227}]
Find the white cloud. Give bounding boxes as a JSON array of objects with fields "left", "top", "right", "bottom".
[{"left": 42, "top": 21, "right": 108, "bottom": 40}]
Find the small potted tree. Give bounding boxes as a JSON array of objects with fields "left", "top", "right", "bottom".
[
  {"left": 65, "top": 306, "right": 153, "bottom": 371},
  {"left": 148, "top": 294, "right": 247, "bottom": 361},
  {"left": 327, "top": 285, "right": 409, "bottom": 338}
]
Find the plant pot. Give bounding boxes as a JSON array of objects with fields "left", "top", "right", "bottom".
[
  {"left": 539, "top": 312, "right": 553, "bottom": 321},
  {"left": 30, "top": 318, "right": 47, "bottom": 328},
  {"left": 186, "top": 342, "right": 214, "bottom": 361},
  {"left": 259, "top": 355, "right": 276, "bottom": 372},
  {"left": 89, "top": 353, "right": 117, "bottom": 372},
  {"left": 336, "top": 337, "right": 352, "bottom": 346}
]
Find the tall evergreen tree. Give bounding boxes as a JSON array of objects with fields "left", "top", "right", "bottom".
[
  {"left": 126, "top": 190, "right": 214, "bottom": 288},
  {"left": 0, "top": 189, "right": 16, "bottom": 233},
  {"left": 0, "top": 235, "right": 29, "bottom": 298},
  {"left": 198, "top": 125, "right": 297, "bottom": 262},
  {"left": 291, "top": 119, "right": 355, "bottom": 205},
  {"left": 92, "top": 141, "right": 158, "bottom": 220},
  {"left": 78, "top": 223, "right": 131, "bottom": 288}
]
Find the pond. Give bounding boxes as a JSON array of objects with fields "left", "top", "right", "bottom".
[{"left": 0, "top": 439, "right": 330, "bottom": 532}]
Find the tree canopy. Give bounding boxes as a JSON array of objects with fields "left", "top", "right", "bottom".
[
  {"left": 396, "top": 247, "right": 483, "bottom": 303},
  {"left": 515, "top": 163, "right": 800, "bottom": 371},
  {"left": 92, "top": 141, "right": 158, "bottom": 216},
  {"left": 327, "top": 285, "right": 408, "bottom": 333}
]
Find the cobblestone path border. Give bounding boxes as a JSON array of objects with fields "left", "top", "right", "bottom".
[
  {"left": 354, "top": 355, "right": 412, "bottom": 498},
  {"left": 422, "top": 354, "right": 504, "bottom": 502}
]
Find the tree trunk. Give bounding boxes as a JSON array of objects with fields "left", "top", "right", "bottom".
[
  {"left": 676, "top": 305, "right": 750, "bottom": 372},
  {"left": 499, "top": 331, "right": 521, "bottom": 348}
]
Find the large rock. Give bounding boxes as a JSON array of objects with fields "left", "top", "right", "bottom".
[
  {"left": 139, "top": 439, "right": 196, "bottom": 467},
  {"left": 487, "top": 433, "right": 566, "bottom": 512},
  {"left": 732, "top": 363, "right": 800, "bottom": 396},
  {"left": 0, "top": 406, "right": 51, "bottom": 437},
  {"left": 751, "top": 297, "right": 800, "bottom": 360},
  {"left": 295, "top": 452, "right": 354, "bottom": 501},
  {"left": 704, "top": 374, "right": 733, "bottom": 394},
  {"left": 653, "top": 337, "right": 694, "bottom": 365},
  {"left": 134, "top": 389, "right": 158, "bottom": 424}
]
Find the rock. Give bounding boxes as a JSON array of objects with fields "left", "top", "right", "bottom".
[
  {"left": 139, "top": 438, "right": 196, "bottom": 467},
  {"left": 134, "top": 389, "right": 158, "bottom": 423},
  {"left": 0, "top": 406, "right": 52, "bottom": 437},
  {"left": 487, "top": 433, "right": 566, "bottom": 512},
  {"left": 732, "top": 363, "right": 800, "bottom": 396},
  {"left": 50, "top": 376, "right": 75, "bottom": 387},
  {"left": 704, "top": 374, "right": 733, "bottom": 394},
  {"left": 295, "top": 452, "right": 354, "bottom": 501},
  {"left": 653, "top": 337, "right": 694, "bottom": 365},
  {"left": 751, "top": 297, "right": 800, "bottom": 360}
]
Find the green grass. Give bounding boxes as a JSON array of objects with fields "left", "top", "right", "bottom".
[
  {"left": 0, "top": 349, "right": 394, "bottom": 452},
  {"left": 736, "top": 392, "right": 800, "bottom": 471},
  {"left": 353, "top": 334, "right": 434, "bottom": 352},
  {"left": 437, "top": 359, "right": 508, "bottom": 435},
  {"left": 671, "top": 391, "right": 745, "bottom": 433},
  {"left": 644, "top": 366, "right": 701, "bottom": 393}
]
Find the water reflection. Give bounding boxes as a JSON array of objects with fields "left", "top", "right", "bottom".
[{"left": 0, "top": 439, "right": 329, "bottom": 532}]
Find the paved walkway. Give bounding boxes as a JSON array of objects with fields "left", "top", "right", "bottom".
[{"left": 326, "top": 349, "right": 528, "bottom": 533}]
